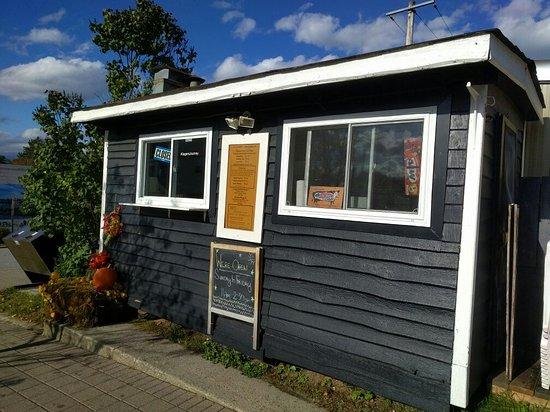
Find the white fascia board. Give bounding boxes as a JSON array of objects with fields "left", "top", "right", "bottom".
[
  {"left": 450, "top": 84, "right": 488, "bottom": 408},
  {"left": 536, "top": 61, "right": 550, "bottom": 83},
  {"left": 71, "top": 34, "right": 492, "bottom": 123},
  {"left": 488, "top": 36, "right": 544, "bottom": 121}
]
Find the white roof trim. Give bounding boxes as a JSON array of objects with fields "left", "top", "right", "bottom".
[
  {"left": 536, "top": 60, "right": 550, "bottom": 83},
  {"left": 488, "top": 36, "right": 543, "bottom": 121},
  {"left": 71, "top": 33, "right": 540, "bottom": 123}
]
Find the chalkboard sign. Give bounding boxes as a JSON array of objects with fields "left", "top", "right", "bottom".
[{"left": 207, "top": 243, "right": 262, "bottom": 349}]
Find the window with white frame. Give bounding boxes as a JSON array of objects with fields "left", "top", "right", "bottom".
[
  {"left": 278, "top": 108, "right": 437, "bottom": 226},
  {"left": 136, "top": 129, "right": 212, "bottom": 210}
]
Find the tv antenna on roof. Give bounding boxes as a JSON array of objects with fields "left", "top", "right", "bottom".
[{"left": 386, "top": 0, "right": 435, "bottom": 45}]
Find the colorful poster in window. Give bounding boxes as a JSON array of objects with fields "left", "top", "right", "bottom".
[
  {"left": 307, "top": 186, "right": 344, "bottom": 209},
  {"left": 153, "top": 146, "right": 171, "bottom": 163},
  {"left": 404, "top": 138, "right": 422, "bottom": 196},
  {"left": 224, "top": 144, "right": 260, "bottom": 231}
]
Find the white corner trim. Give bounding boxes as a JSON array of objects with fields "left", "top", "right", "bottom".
[
  {"left": 450, "top": 83, "right": 488, "bottom": 408},
  {"left": 488, "top": 36, "right": 543, "bottom": 122},
  {"left": 71, "top": 34, "right": 492, "bottom": 123},
  {"left": 99, "top": 135, "right": 109, "bottom": 252},
  {"left": 216, "top": 133, "right": 269, "bottom": 244}
]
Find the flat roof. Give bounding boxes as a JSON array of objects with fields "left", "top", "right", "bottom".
[{"left": 72, "top": 29, "right": 544, "bottom": 123}]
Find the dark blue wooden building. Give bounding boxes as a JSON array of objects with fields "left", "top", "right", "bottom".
[{"left": 72, "top": 30, "right": 544, "bottom": 410}]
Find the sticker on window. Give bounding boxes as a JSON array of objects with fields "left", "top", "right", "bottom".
[
  {"left": 307, "top": 186, "right": 344, "bottom": 209},
  {"left": 153, "top": 146, "right": 171, "bottom": 163},
  {"left": 404, "top": 137, "right": 422, "bottom": 196}
]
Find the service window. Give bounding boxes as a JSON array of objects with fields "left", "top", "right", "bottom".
[
  {"left": 136, "top": 129, "right": 212, "bottom": 210},
  {"left": 278, "top": 108, "right": 437, "bottom": 226}
]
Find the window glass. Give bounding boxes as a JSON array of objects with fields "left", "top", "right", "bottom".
[
  {"left": 285, "top": 120, "right": 424, "bottom": 214},
  {"left": 171, "top": 138, "right": 206, "bottom": 199},
  {"left": 286, "top": 126, "right": 348, "bottom": 208},
  {"left": 143, "top": 139, "right": 171, "bottom": 196},
  {"left": 348, "top": 122, "right": 423, "bottom": 212}
]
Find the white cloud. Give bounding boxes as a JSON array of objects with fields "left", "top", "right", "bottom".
[
  {"left": 222, "top": 10, "right": 244, "bottom": 23},
  {"left": 10, "top": 28, "right": 72, "bottom": 53},
  {"left": 213, "top": 53, "right": 337, "bottom": 81},
  {"left": 233, "top": 18, "right": 256, "bottom": 39},
  {"left": 275, "top": 12, "right": 402, "bottom": 53},
  {"left": 212, "top": 0, "right": 232, "bottom": 9},
  {"left": 72, "top": 42, "right": 92, "bottom": 55},
  {"left": 38, "top": 8, "right": 66, "bottom": 24},
  {"left": 299, "top": 2, "right": 314, "bottom": 12},
  {"left": 275, "top": 6, "right": 475, "bottom": 54},
  {"left": 0, "top": 129, "right": 43, "bottom": 158},
  {"left": 0, "top": 57, "right": 106, "bottom": 101},
  {"left": 490, "top": 0, "right": 550, "bottom": 58},
  {"left": 21, "top": 128, "right": 46, "bottom": 139},
  {"left": 18, "top": 28, "right": 71, "bottom": 46}
]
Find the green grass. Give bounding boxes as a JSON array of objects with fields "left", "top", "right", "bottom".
[
  {"left": 475, "top": 392, "right": 549, "bottom": 411},
  {"left": 0, "top": 288, "right": 44, "bottom": 323}
]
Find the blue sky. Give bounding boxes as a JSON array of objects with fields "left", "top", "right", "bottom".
[{"left": 1, "top": 0, "right": 549, "bottom": 158}]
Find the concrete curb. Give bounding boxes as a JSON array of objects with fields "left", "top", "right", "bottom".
[{"left": 39, "top": 319, "right": 322, "bottom": 412}]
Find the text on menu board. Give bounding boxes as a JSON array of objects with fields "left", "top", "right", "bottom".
[
  {"left": 224, "top": 144, "right": 260, "bottom": 231},
  {"left": 211, "top": 246, "right": 257, "bottom": 319}
]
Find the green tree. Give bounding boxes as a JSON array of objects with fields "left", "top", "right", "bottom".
[
  {"left": 0, "top": 155, "right": 9, "bottom": 164},
  {"left": 90, "top": 0, "right": 197, "bottom": 101},
  {"left": 20, "top": 91, "right": 104, "bottom": 276},
  {"left": 13, "top": 137, "right": 42, "bottom": 165}
]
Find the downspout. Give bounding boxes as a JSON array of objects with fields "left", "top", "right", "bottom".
[
  {"left": 98, "top": 131, "right": 109, "bottom": 252},
  {"left": 450, "top": 82, "right": 488, "bottom": 408}
]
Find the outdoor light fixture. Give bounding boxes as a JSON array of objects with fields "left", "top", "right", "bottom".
[{"left": 225, "top": 112, "right": 255, "bottom": 130}]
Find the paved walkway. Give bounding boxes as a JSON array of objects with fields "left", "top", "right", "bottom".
[{"left": 0, "top": 319, "right": 230, "bottom": 411}]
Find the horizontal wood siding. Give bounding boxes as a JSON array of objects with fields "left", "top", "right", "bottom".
[
  {"left": 259, "top": 109, "right": 467, "bottom": 411},
  {"left": 103, "top": 84, "right": 472, "bottom": 411}
]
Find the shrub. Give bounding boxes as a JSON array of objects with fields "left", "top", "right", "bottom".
[
  {"left": 39, "top": 272, "right": 131, "bottom": 328},
  {"left": 55, "top": 243, "right": 94, "bottom": 278}
]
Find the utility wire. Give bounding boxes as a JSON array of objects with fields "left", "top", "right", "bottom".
[
  {"left": 414, "top": 10, "right": 438, "bottom": 40},
  {"left": 388, "top": 15, "right": 406, "bottom": 35},
  {"left": 433, "top": 3, "right": 453, "bottom": 36}
]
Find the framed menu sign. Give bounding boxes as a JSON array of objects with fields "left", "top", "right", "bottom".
[
  {"left": 216, "top": 133, "right": 269, "bottom": 243},
  {"left": 207, "top": 242, "right": 262, "bottom": 349}
]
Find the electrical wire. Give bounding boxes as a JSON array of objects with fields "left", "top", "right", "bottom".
[
  {"left": 388, "top": 15, "right": 406, "bottom": 35},
  {"left": 414, "top": 10, "right": 438, "bottom": 40},
  {"left": 433, "top": 3, "right": 453, "bottom": 36}
]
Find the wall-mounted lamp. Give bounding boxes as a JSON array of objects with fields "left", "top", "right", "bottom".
[{"left": 225, "top": 111, "right": 255, "bottom": 130}]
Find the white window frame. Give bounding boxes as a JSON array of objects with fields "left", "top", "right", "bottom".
[
  {"left": 278, "top": 107, "right": 438, "bottom": 227},
  {"left": 135, "top": 128, "right": 212, "bottom": 210}
]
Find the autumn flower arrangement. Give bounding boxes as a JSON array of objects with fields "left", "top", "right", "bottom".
[
  {"left": 103, "top": 205, "right": 123, "bottom": 245},
  {"left": 39, "top": 250, "right": 132, "bottom": 328}
]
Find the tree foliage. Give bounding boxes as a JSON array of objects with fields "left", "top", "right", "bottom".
[
  {"left": 12, "top": 138, "right": 42, "bottom": 165},
  {"left": 90, "top": 0, "right": 197, "bottom": 101},
  {"left": 20, "top": 91, "right": 104, "bottom": 276},
  {"left": 0, "top": 155, "right": 9, "bottom": 164}
]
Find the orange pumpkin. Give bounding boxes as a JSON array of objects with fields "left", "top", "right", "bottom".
[{"left": 92, "top": 267, "right": 118, "bottom": 291}]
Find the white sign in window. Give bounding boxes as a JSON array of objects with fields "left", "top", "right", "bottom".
[
  {"left": 278, "top": 108, "right": 437, "bottom": 226},
  {"left": 136, "top": 129, "right": 212, "bottom": 210}
]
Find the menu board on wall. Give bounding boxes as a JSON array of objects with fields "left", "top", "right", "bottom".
[
  {"left": 207, "top": 242, "right": 262, "bottom": 349},
  {"left": 224, "top": 144, "right": 260, "bottom": 231},
  {"left": 216, "top": 133, "right": 269, "bottom": 244}
]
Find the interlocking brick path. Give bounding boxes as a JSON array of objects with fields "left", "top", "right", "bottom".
[{"left": 0, "top": 319, "right": 231, "bottom": 411}]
